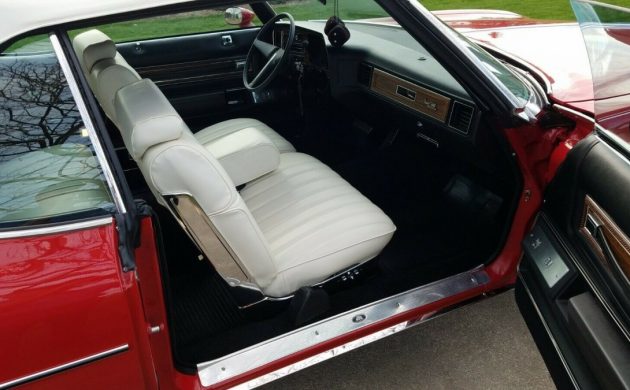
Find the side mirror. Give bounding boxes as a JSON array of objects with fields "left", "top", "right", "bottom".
[{"left": 224, "top": 7, "right": 256, "bottom": 28}]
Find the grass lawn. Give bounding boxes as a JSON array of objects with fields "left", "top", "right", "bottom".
[
  {"left": 422, "top": 0, "right": 630, "bottom": 21},
  {"left": 88, "top": 0, "right": 630, "bottom": 44},
  {"left": 5, "top": 0, "right": 630, "bottom": 52}
]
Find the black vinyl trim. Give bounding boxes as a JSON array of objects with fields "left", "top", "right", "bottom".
[
  {"left": 515, "top": 276, "right": 580, "bottom": 390},
  {"left": 596, "top": 127, "right": 630, "bottom": 162}
]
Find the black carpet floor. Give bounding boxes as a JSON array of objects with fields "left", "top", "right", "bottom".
[{"left": 164, "top": 126, "right": 512, "bottom": 366}]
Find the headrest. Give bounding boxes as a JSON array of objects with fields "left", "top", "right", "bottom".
[
  {"left": 94, "top": 63, "right": 141, "bottom": 123},
  {"left": 114, "top": 79, "right": 186, "bottom": 160},
  {"left": 72, "top": 29, "right": 117, "bottom": 72}
]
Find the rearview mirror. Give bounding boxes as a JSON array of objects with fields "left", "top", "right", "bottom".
[{"left": 225, "top": 7, "right": 256, "bottom": 28}]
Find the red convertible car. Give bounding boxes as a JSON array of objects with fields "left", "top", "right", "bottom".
[{"left": 1, "top": 0, "right": 629, "bottom": 389}]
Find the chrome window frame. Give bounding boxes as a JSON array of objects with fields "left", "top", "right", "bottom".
[{"left": 49, "top": 32, "right": 127, "bottom": 216}]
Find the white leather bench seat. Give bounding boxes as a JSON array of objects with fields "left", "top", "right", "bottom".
[
  {"left": 74, "top": 29, "right": 397, "bottom": 299},
  {"left": 241, "top": 153, "right": 396, "bottom": 297},
  {"left": 113, "top": 75, "right": 396, "bottom": 298},
  {"left": 195, "top": 118, "right": 295, "bottom": 154}
]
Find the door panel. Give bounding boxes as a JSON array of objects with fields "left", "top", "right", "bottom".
[
  {"left": 517, "top": 133, "right": 630, "bottom": 390},
  {"left": 0, "top": 220, "right": 152, "bottom": 389},
  {"left": 117, "top": 28, "right": 259, "bottom": 123}
]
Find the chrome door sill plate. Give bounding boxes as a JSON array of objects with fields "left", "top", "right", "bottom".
[{"left": 197, "top": 267, "right": 489, "bottom": 387}]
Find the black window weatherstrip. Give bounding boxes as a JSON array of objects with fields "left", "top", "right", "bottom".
[{"left": 52, "top": 30, "right": 139, "bottom": 272}]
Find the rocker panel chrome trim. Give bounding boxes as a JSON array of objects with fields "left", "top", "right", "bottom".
[
  {"left": 197, "top": 267, "right": 489, "bottom": 386},
  {"left": 234, "top": 322, "right": 411, "bottom": 389},
  {"left": 0, "top": 217, "right": 113, "bottom": 240},
  {"left": 0, "top": 344, "right": 128, "bottom": 389}
]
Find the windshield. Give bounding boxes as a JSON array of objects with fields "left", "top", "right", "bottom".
[
  {"left": 451, "top": 33, "right": 532, "bottom": 105},
  {"left": 572, "top": 0, "right": 630, "bottom": 142}
]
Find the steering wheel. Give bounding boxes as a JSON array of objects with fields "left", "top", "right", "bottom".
[{"left": 243, "top": 13, "right": 296, "bottom": 91}]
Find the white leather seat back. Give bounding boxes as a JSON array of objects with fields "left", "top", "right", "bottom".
[
  {"left": 72, "top": 29, "right": 141, "bottom": 124},
  {"left": 93, "top": 64, "right": 140, "bottom": 124},
  {"left": 114, "top": 79, "right": 278, "bottom": 289}
]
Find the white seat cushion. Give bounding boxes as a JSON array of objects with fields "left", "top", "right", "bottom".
[
  {"left": 195, "top": 118, "right": 296, "bottom": 154},
  {"left": 204, "top": 127, "right": 280, "bottom": 187},
  {"left": 241, "top": 153, "right": 396, "bottom": 297}
]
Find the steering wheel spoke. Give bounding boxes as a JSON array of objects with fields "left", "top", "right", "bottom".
[
  {"left": 243, "top": 13, "right": 295, "bottom": 91},
  {"left": 253, "top": 39, "right": 279, "bottom": 59}
]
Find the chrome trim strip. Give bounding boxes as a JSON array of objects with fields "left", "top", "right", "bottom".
[
  {"left": 518, "top": 274, "right": 580, "bottom": 389},
  {"left": 234, "top": 322, "right": 411, "bottom": 389},
  {"left": 49, "top": 33, "right": 127, "bottom": 215},
  {"left": 197, "top": 267, "right": 489, "bottom": 386},
  {"left": 553, "top": 104, "right": 595, "bottom": 124},
  {"left": 0, "top": 217, "right": 113, "bottom": 240},
  {"left": 0, "top": 344, "right": 128, "bottom": 389}
]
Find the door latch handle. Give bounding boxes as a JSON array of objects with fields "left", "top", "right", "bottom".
[
  {"left": 221, "top": 35, "right": 233, "bottom": 47},
  {"left": 585, "top": 213, "right": 618, "bottom": 267}
]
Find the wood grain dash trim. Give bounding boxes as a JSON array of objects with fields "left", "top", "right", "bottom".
[
  {"left": 370, "top": 68, "right": 451, "bottom": 122},
  {"left": 579, "top": 195, "right": 630, "bottom": 281}
]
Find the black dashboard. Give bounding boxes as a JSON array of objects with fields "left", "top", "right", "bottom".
[{"left": 276, "top": 21, "right": 481, "bottom": 148}]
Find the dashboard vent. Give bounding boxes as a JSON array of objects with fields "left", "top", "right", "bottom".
[
  {"left": 357, "top": 63, "right": 373, "bottom": 87},
  {"left": 449, "top": 101, "right": 474, "bottom": 134}
]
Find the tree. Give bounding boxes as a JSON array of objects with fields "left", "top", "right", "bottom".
[{"left": 0, "top": 56, "right": 85, "bottom": 163}]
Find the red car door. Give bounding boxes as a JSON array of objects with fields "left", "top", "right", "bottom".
[
  {"left": 0, "top": 34, "right": 155, "bottom": 389},
  {"left": 516, "top": 2, "right": 630, "bottom": 389}
]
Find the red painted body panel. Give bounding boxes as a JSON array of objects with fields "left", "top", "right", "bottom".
[
  {"left": 430, "top": 9, "right": 565, "bottom": 31},
  {"left": 0, "top": 220, "right": 153, "bottom": 388},
  {"left": 134, "top": 217, "right": 181, "bottom": 390}
]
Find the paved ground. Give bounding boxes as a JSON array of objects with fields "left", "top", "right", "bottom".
[{"left": 262, "top": 290, "right": 555, "bottom": 390}]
